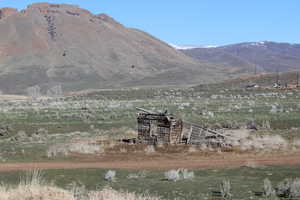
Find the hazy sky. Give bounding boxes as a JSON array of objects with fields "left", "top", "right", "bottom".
[{"left": 0, "top": 0, "right": 299, "bottom": 46}]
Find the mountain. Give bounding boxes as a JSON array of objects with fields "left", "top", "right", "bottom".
[
  {"left": 180, "top": 41, "right": 300, "bottom": 74},
  {"left": 0, "top": 3, "right": 223, "bottom": 94}
]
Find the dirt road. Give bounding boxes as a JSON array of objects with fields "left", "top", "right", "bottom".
[{"left": 0, "top": 154, "right": 300, "bottom": 172}]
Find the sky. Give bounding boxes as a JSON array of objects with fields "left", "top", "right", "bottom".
[{"left": 0, "top": 0, "right": 299, "bottom": 46}]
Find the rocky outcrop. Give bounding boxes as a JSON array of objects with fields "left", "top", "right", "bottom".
[{"left": 0, "top": 8, "right": 18, "bottom": 19}]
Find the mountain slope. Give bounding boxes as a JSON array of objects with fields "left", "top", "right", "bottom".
[
  {"left": 181, "top": 41, "right": 300, "bottom": 74},
  {"left": 0, "top": 3, "right": 222, "bottom": 94}
]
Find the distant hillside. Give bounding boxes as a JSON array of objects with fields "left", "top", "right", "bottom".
[
  {"left": 0, "top": 3, "right": 225, "bottom": 94},
  {"left": 194, "top": 71, "right": 300, "bottom": 90},
  {"left": 181, "top": 41, "right": 300, "bottom": 74}
]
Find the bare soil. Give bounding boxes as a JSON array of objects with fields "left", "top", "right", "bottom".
[
  {"left": 0, "top": 95, "right": 28, "bottom": 100},
  {"left": 0, "top": 152, "right": 300, "bottom": 172}
]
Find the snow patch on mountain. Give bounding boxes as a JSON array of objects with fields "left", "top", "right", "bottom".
[{"left": 170, "top": 44, "right": 217, "bottom": 50}]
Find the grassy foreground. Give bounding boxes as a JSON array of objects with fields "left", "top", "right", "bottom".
[{"left": 1, "top": 165, "right": 300, "bottom": 200}]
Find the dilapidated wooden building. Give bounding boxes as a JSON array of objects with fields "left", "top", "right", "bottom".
[
  {"left": 137, "top": 108, "right": 183, "bottom": 145},
  {"left": 136, "top": 108, "right": 231, "bottom": 147}
]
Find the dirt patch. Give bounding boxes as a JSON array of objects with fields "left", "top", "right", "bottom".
[
  {"left": 0, "top": 95, "right": 28, "bottom": 100},
  {"left": 0, "top": 153, "right": 300, "bottom": 172}
]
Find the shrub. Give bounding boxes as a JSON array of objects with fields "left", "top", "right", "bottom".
[
  {"left": 293, "top": 138, "right": 300, "bottom": 148},
  {"left": 36, "top": 128, "right": 48, "bottom": 135},
  {"left": 276, "top": 178, "right": 292, "bottom": 197},
  {"left": 0, "top": 154, "right": 6, "bottom": 162},
  {"left": 263, "top": 178, "right": 276, "bottom": 198},
  {"left": 127, "top": 173, "right": 140, "bottom": 179},
  {"left": 120, "top": 148, "right": 127, "bottom": 153},
  {"left": 188, "top": 146, "right": 198, "bottom": 153},
  {"left": 15, "top": 130, "right": 27, "bottom": 141},
  {"left": 220, "top": 179, "right": 232, "bottom": 199},
  {"left": 144, "top": 145, "right": 155, "bottom": 153},
  {"left": 68, "top": 143, "right": 102, "bottom": 154},
  {"left": 164, "top": 170, "right": 180, "bottom": 181},
  {"left": 127, "top": 171, "right": 147, "bottom": 179},
  {"left": 262, "top": 120, "right": 271, "bottom": 129},
  {"left": 22, "top": 170, "right": 44, "bottom": 186},
  {"left": 181, "top": 169, "right": 194, "bottom": 180},
  {"left": 47, "top": 142, "right": 103, "bottom": 158},
  {"left": 69, "top": 182, "right": 87, "bottom": 200},
  {"left": 277, "top": 178, "right": 300, "bottom": 198},
  {"left": 46, "top": 144, "right": 69, "bottom": 158},
  {"left": 244, "top": 161, "right": 265, "bottom": 169},
  {"left": 104, "top": 170, "right": 116, "bottom": 182},
  {"left": 240, "top": 135, "right": 287, "bottom": 151},
  {"left": 164, "top": 169, "right": 194, "bottom": 181},
  {"left": 290, "top": 178, "right": 300, "bottom": 198}
]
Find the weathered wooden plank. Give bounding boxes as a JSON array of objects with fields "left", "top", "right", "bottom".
[{"left": 188, "top": 123, "right": 227, "bottom": 146}]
